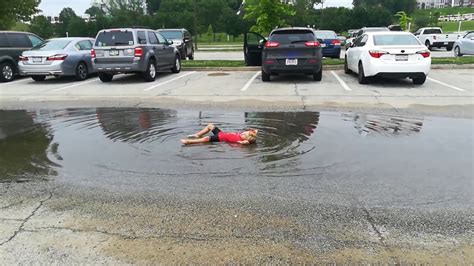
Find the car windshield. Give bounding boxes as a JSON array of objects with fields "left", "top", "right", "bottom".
[
  {"left": 315, "top": 31, "right": 337, "bottom": 39},
  {"left": 95, "top": 31, "right": 134, "bottom": 46},
  {"left": 159, "top": 31, "right": 183, "bottom": 39},
  {"left": 373, "top": 34, "right": 421, "bottom": 46},
  {"left": 269, "top": 30, "right": 315, "bottom": 44},
  {"left": 32, "top": 39, "right": 71, "bottom": 50}
]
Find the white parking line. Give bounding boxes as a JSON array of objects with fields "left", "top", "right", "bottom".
[
  {"left": 330, "top": 71, "right": 352, "bottom": 91},
  {"left": 144, "top": 71, "right": 196, "bottom": 91},
  {"left": 241, "top": 71, "right": 260, "bottom": 91},
  {"left": 49, "top": 78, "right": 99, "bottom": 92},
  {"left": 427, "top": 77, "right": 466, "bottom": 92},
  {"left": 0, "top": 78, "right": 31, "bottom": 87}
]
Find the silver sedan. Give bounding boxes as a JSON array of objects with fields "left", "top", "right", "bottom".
[
  {"left": 454, "top": 31, "right": 474, "bottom": 57},
  {"left": 19, "top": 37, "right": 95, "bottom": 81}
]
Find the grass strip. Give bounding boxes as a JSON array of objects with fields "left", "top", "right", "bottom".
[{"left": 182, "top": 57, "right": 474, "bottom": 68}]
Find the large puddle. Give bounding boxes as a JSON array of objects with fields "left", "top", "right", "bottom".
[{"left": 1, "top": 108, "right": 473, "bottom": 206}]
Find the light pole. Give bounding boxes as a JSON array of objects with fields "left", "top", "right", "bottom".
[
  {"left": 319, "top": 0, "right": 325, "bottom": 29},
  {"left": 193, "top": 0, "right": 198, "bottom": 50}
]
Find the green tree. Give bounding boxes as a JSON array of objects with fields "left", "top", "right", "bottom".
[
  {"left": 10, "top": 22, "right": 30, "bottom": 32},
  {"left": 395, "top": 11, "right": 412, "bottom": 30},
  {"left": 57, "top": 7, "right": 79, "bottom": 36},
  {"left": 29, "top": 15, "right": 54, "bottom": 39},
  {"left": 146, "top": 0, "right": 162, "bottom": 15},
  {"left": 0, "top": 0, "right": 40, "bottom": 29},
  {"left": 244, "top": 0, "right": 296, "bottom": 35},
  {"left": 414, "top": 14, "right": 430, "bottom": 30}
]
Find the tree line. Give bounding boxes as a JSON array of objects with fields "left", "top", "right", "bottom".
[{"left": 2, "top": 0, "right": 421, "bottom": 40}]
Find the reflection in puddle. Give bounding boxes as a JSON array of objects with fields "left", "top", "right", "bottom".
[
  {"left": 1, "top": 108, "right": 472, "bottom": 188},
  {"left": 0, "top": 111, "right": 57, "bottom": 182},
  {"left": 342, "top": 113, "right": 423, "bottom": 137}
]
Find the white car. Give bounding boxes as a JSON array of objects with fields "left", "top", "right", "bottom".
[{"left": 345, "top": 31, "right": 431, "bottom": 85}]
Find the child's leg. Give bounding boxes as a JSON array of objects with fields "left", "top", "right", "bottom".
[
  {"left": 181, "top": 136, "right": 211, "bottom": 145},
  {"left": 193, "top": 123, "right": 216, "bottom": 137}
]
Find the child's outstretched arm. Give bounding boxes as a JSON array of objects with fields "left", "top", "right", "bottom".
[{"left": 237, "top": 140, "right": 250, "bottom": 145}]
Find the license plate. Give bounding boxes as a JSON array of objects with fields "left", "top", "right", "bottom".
[
  {"left": 109, "top": 50, "right": 119, "bottom": 56},
  {"left": 395, "top": 54, "right": 408, "bottom": 61},
  {"left": 444, "top": 42, "right": 448, "bottom": 45},
  {"left": 33, "top": 57, "right": 42, "bottom": 63},
  {"left": 321, "top": 44, "right": 327, "bottom": 48},
  {"left": 285, "top": 59, "right": 298, "bottom": 65}
]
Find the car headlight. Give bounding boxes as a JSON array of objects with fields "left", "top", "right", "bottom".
[{"left": 174, "top": 40, "right": 182, "bottom": 46}]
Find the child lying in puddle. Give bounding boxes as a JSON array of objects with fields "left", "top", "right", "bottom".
[{"left": 181, "top": 123, "right": 258, "bottom": 145}]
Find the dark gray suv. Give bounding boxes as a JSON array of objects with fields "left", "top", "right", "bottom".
[
  {"left": 0, "top": 31, "right": 44, "bottom": 82},
  {"left": 157, "top": 29, "right": 194, "bottom": 60},
  {"left": 92, "top": 28, "right": 181, "bottom": 82},
  {"left": 244, "top": 28, "right": 323, "bottom": 82}
]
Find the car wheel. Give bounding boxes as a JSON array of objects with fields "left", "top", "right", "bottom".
[
  {"left": 358, "top": 62, "right": 369, "bottom": 84},
  {"left": 188, "top": 48, "right": 194, "bottom": 60},
  {"left": 98, "top": 73, "right": 114, "bottom": 82},
  {"left": 425, "top": 40, "right": 432, "bottom": 51},
  {"left": 0, "top": 61, "right": 15, "bottom": 82},
  {"left": 313, "top": 68, "right": 322, "bottom": 81},
  {"left": 143, "top": 59, "right": 157, "bottom": 82},
  {"left": 171, "top": 55, "right": 181, "bottom": 73},
  {"left": 344, "top": 57, "right": 352, "bottom": 74},
  {"left": 454, "top": 46, "right": 463, "bottom": 57},
  {"left": 261, "top": 69, "right": 270, "bottom": 82},
  {"left": 446, "top": 45, "right": 453, "bottom": 51},
  {"left": 75, "top": 62, "right": 88, "bottom": 81},
  {"left": 412, "top": 75, "right": 426, "bottom": 85},
  {"left": 31, "top": 75, "right": 46, "bottom": 82}
]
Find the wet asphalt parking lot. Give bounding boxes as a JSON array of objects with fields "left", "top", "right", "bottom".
[{"left": 0, "top": 66, "right": 473, "bottom": 263}]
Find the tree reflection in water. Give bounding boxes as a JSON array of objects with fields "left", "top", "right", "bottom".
[
  {"left": 244, "top": 112, "right": 320, "bottom": 169},
  {"left": 0, "top": 110, "right": 57, "bottom": 182}
]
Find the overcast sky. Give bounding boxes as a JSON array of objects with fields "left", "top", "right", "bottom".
[{"left": 39, "top": 0, "right": 353, "bottom": 17}]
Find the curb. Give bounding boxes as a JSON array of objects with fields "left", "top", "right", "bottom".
[{"left": 183, "top": 63, "right": 474, "bottom": 72}]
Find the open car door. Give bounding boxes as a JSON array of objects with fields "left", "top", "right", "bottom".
[{"left": 244, "top": 32, "right": 266, "bottom": 66}]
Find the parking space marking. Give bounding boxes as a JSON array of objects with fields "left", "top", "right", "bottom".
[
  {"left": 241, "top": 71, "right": 260, "bottom": 91},
  {"left": 48, "top": 78, "right": 100, "bottom": 92},
  {"left": 330, "top": 71, "right": 352, "bottom": 91},
  {"left": 144, "top": 71, "right": 196, "bottom": 92},
  {"left": 0, "top": 78, "right": 31, "bottom": 87},
  {"left": 427, "top": 77, "right": 466, "bottom": 92}
]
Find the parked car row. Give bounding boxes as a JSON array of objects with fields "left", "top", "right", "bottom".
[
  {"left": 243, "top": 28, "right": 432, "bottom": 85},
  {"left": 0, "top": 28, "right": 192, "bottom": 83}
]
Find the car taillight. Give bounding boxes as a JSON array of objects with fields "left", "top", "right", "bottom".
[
  {"left": 305, "top": 41, "right": 320, "bottom": 47},
  {"left": 19, "top": 56, "right": 29, "bottom": 61},
  {"left": 331, "top": 40, "right": 341, "bottom": 46},
  {"left": 91, "top": 49, "right": 96, "bottom": 58},
  {"left": 265, "top": 41, "right": 280, "bottom": 48},
  {"left": 46, "top": 54, "right": 68, "bottom": 61},
  {"left": 417, "top": 50, "right": 430, "bottom": 58},
  {"left": 134, "top": 47, "right": 143, "bottom": 57},
  {"left": 368, "top": 50, "right": 388, "bottom": 58}
]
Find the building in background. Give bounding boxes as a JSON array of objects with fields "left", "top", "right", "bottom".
[{"left": 417, "top": 0, "right": 474, "bottom": 9}]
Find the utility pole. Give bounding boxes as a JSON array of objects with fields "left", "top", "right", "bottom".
[
  {"left": 320, "top": 0, "right": 325, "bottom": 29},
  {"left": 193, "top": 0, "right": 198, "bottom": 51}
]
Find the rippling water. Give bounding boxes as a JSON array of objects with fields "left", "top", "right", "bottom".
[{"left": 1, "top": 109, "right": 472, "bottom": 191}]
